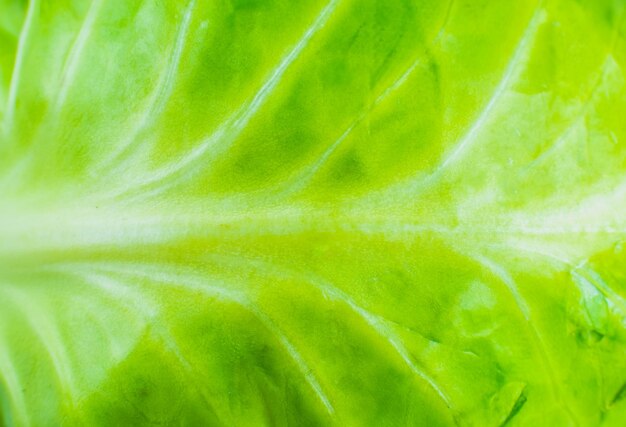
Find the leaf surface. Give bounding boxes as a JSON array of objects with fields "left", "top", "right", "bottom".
[{"left": 1, "top": 0, "right": 626, "bottom": 425}]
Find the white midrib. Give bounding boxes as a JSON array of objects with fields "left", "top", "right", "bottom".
[{"left": 0, "top": 203, "right": 624, "bottom": 256}]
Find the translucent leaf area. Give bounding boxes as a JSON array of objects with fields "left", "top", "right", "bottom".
[{"left": 1, "top": 0, "right": 626, "bottom": 425}]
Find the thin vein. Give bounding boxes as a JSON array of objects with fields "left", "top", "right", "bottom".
[
  {"left": 493, "top": 243, "right": 626, "bottom": 317},
  {"left": 524, "top": 60, "right": 611, "bottom": 170},
  {"left": 54, "top": 0, "right": 104, "bottom": 112},
  {"left": 54, "top": 257, "right": 452, "bottom": 414},
  {"left": 0, "top": 0, "right": 104, "bottom": 183},
  {"left": 94, "top": 0, "right": 197, "bottom": 175},
  {"left": 272, "top": 54, "right": 426, "bottom": 199},
  {"left": 48, "top": 256, "right": 455, "bottom": 413},
  {"left": 84, "top": 263, "right": 335, "bottom": 415},
  {"left": 522, "top": 7, "right": 626, "bottom": 171},
  {"left": 64, "top": 270, "right": 225, "bottom": 424},
  {"left": 0, "top": 331, "right": 30, "bottom": 427},
  {"left": 257, "top": 311, "right": 335, "bottom": 414},
  {"left": 189, "top": 253, "right": 453, "bottom": 410},
  {"left": 270, "top": 0, "right": 456, "bottom": 199},
  {"left": 434, "top": 1, "right": 545, "bottom": 174},
  {"left": 474, "top": 255, "right": 531, "bottom": 319},
  {"left": 0, "top": 286, "right": 79, "bottom": 404},
  {"left": 258, "top": 260, "right": 451, "bottom": 406},
  {"left": 475, "top": 254, "right": 580, "bottom": 425},
  {"left": 3, "top": 0, "right": 37, "bottom": 134},
  {"left": 361, "top": 1, "right": 545, "bottom": 204},
  {"left": 574, "top": 267, "right": 626, "bottom": 316},
  {"left": 486, "top": 241, "right": 626, "bottom": 369},
  {"left": 103, "top": 0, "right": 341, "bottom": 203}
]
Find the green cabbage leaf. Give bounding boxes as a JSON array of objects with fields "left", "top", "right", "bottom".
[{"left": 1, "top": 0, "right": 626, "bottom": 425}]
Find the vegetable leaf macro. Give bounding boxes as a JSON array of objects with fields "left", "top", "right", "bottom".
[{"left": 1, "top": 0, "right": 626, "bottom": 425}]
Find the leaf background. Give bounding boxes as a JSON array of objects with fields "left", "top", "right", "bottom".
[{"left": 1, "top": 0, "right": 626, "bottom": 425}]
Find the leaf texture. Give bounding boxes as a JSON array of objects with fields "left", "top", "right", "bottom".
[{"left": 1, "top": 0, "right": 626, "bottom": 425}]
